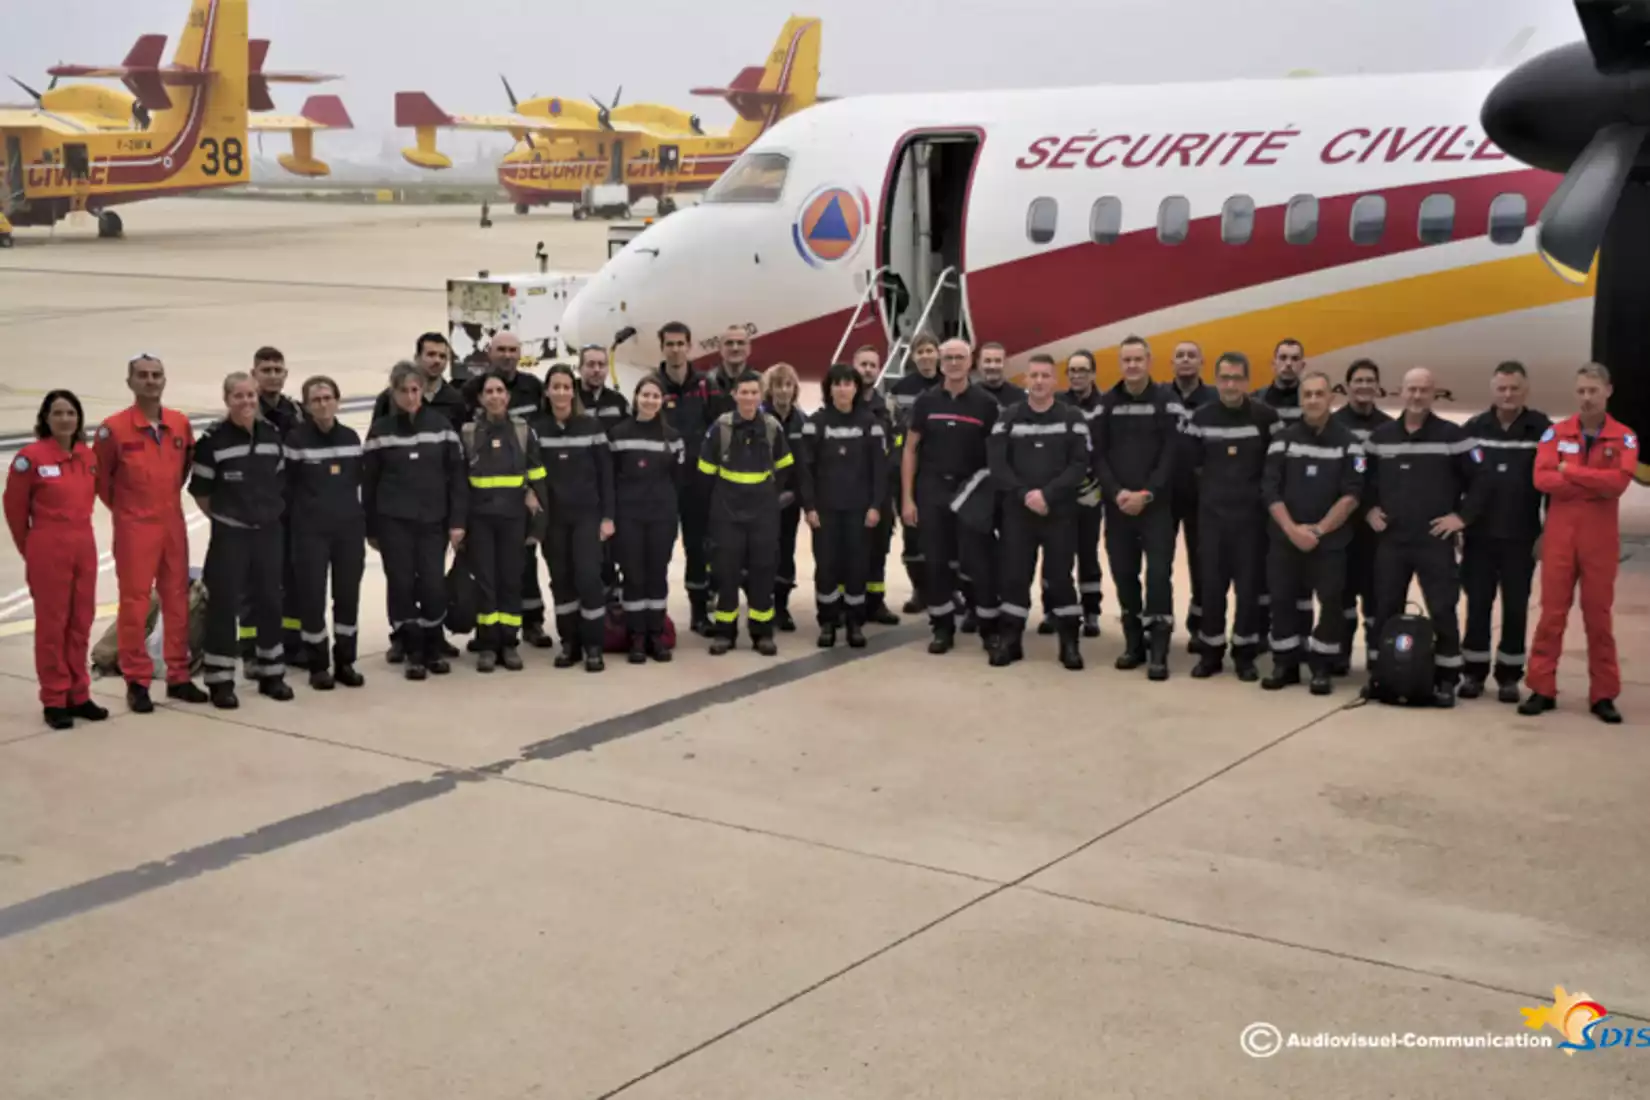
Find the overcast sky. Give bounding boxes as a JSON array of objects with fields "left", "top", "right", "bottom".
[{"left": 2, "top": 0, "right": 1587, "bottom": 155}]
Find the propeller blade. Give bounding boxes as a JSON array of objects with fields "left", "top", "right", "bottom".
[
  {"left": 8, "top": 74, "right": 43, "bottom": 104},
  {"left": 613, "top": 84, "right": 622, "bottom": 107},
  {"left": 500, "top": 74, "right": 519, "bottom": 110},
  {"left": 1537, "top": 121, "right": 1648, "bottom": 283}
]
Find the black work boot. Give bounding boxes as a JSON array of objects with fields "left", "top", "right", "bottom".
[
  {"left": 523, "top": 622, "right": 554, "bottom": 649},
  {"left": 1191, "top": 652, "right": 1223, "bottom": 679},
  {"left": 754, "top": 633, "right": 778, "bottom": 657},
  {"left": 334, "top": 662, "right": 365, "bottom": 687},
  {"left": 690, "top": 593, "right": 713, "bottom": 637},
  {"left": 818, "top": 624, "right": 838, "bottom": 649},
  {"left": 645, "top": 632, "right": 672, "bottom": 662},
  {"left": 1115, "top": 616, "right": 1146, "bottom": 671},
  {"left": 928, "top": 628, "right": 954, "bottom": 655},
  {"left": 1037, "top": 618, "right": 1056, "bottom": 636},
  {"left": 989, "top": 630, "right": 1021, "bottom": 667},
  {"left": 775, "top": 588, "right": 796, "bottom": 633},
  {"left": 210, "top": 682, "right": 240, "bottom": 709},
  {"left": 846, "top": 620, "right": 867, "bottom": 649},
  {"left": 1262, "top": 664, "right": 1301, "bottom": 691},
  {"left": 1083, "top": 612, "right": 1101, "bottom": 638},
  {"left": 1518, "top": 692, "right": 1556, "bottom": 716},
  {"left": 500, "top": 646, "right": 523, "bottom": 671},
  {"left": 1147, "top": 623, "right": 1171, "bottom": 681},
  {"left": 309, "top": 666, "right": 336, "bottom": 690},
  {"left": 166, "top": 681, "right": 209, "bottom": 705},
  {"left": 126, "top": 681, "right": 154, "bottom": 714},
  {"left": 628, "top": 635, "right": 648, "bottom": 665},
  {"left": 70, "top": 699, "right": 110, "bottom": 721},
  {"left": 1592, "top": 699, "right": 1623, "bottom": 724},
  {"left": 869, "top": 598, "right": 900, "bottom": 625},
  {"left": 44, "top": 706, "right": 73, "bottom": 730},
  {"left": 554, "top": 640, "right": 580, "bottom": 669},
  {"left": 709, "top": 626, "right": 734, "bottom": 656},
  {"left": 1058, "top": 623, "right": 1084, "bottom": 671},
  {"left": 584, "top": 645, "right": 605, "bottom": 672},
  {"left": 258, "top": 677, "right": 295, "bottom": 701}
]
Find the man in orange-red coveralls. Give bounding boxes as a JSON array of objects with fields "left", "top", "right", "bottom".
[
  {"left": 94, "top": 355, "right": 210, "bottom": 713},
  {"left": 1521, "top": 363, "right": 1640, "bottom": 725}
]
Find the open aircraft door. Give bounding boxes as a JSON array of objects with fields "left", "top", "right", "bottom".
[{"left": 874, "top": 128, "right": 981, "bottom": 377}]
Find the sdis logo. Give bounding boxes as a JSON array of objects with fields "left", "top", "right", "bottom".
[
  {"left": 1522, "top": 986, "right": 1650, "bottom": 1055},
  {"left": 793, "top": 184, "right": 869, "bottom": 268}
]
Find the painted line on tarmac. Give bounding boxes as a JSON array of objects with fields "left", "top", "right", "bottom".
[
  {"left": 0, "top": 626, "right": 922, "bottom": 943},
  {"left": 0, "top": 395, "right": 380, "bottom": 454},
  {"left": 0, "top": 512, "right": 212, "bottom": 622},
  {"left": 0, "top": 266, "right": 439, "bottom": 296}
]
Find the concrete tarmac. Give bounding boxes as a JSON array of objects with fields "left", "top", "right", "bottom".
[{"left": 1, "top": 199, "right": 1647, "bottom": 1098}]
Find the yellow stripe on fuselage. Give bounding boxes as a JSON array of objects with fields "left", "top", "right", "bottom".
[{"left": 1077, "top": 252, "right": 1596, "bottom": 388}]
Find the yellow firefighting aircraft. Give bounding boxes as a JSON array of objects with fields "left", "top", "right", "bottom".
[
  {"left": 0, "top": 0, "right": 351, "bottom": 246},
  {"left": 394, "top": 16, "right": 824, "bottom": 217}
]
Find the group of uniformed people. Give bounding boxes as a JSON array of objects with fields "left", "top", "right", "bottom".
[{"left": 4, "top": 326, "right": 1636, "bottom": 728}]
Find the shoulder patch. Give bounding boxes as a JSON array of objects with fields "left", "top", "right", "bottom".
[
  {"left": 1470, "top": 446, "right": 1484, "bottom": 463},
  {"left": 12, "top": 455, "right": 30, "bottom": 473},
  {"left": 1539, "top": 427, "right": 1555, "bottom": 443},
  {"left": 1627, "top": 433, "right": 1638, "bottom": 449},
  {"left": 1353, "top": 455, "right": 1367, "bottom": 473},
  {"left": 96, "top": 425, "right": 111, "bottom": 440}
]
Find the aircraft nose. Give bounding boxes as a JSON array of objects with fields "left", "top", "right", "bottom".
[{"left": 565, "top": 223, "right": 673, "bottom": 365}]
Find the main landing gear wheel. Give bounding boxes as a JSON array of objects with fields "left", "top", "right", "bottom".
[
  {"left": 96, "top": 211, "right": 123, "bottom": 239},
  {"left": 0, "top": 234, "right": 12, "bottom": 249},
  {"left": 572, "top": 206, "right": 587, "bottom": 221},
  {"left": 658, "top": 197, "right": 677, "bottom": 215},
  {"left": 514, "top": 202, "right": 530, "bottom": 215}
]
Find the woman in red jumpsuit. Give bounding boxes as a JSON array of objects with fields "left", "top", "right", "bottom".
[{"left": 4, "top": 390, "right": 110, "bottom": 730}]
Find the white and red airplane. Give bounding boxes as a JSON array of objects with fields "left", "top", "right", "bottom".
[{"left": 558, "top": 4, "right": 1648, "bottom": 487}]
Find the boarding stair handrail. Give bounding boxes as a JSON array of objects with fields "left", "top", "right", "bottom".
[{"left": 829, "top": 264, "right": 891, "bottom": 367}]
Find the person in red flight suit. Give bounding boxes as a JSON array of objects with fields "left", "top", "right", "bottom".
[
  {"left": 4, "top": 391, "right": 110, "bottom": 730},
  {"left": 94, "top": 355, "right": 210, "bottom": 714},
  {"left": 1521, "top": 363, "right": 1639, "bottom": 725}
]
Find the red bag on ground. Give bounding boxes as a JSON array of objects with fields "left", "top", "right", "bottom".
[{"left": 602, "top": 604, "right": 677, "bottom": 652}]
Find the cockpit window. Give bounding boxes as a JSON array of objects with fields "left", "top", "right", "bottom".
[{"left": 704, "top": 152, "right": 791, "bottom": 203}]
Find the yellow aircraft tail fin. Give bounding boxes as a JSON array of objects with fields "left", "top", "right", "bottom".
[
  {"left": 172, "top": 0, "right": 252, "bottom": 186},
  {"left": 692, "top": 16, "right": 822, "bottom": 143}
]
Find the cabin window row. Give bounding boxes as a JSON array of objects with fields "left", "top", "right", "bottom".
[{"left": 1024, "top": 193, "right": 1530, "bottom": 248}]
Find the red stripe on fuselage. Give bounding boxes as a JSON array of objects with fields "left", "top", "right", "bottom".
[{"left": 969, "top": 167, "right": 1559, "bottom": 352}]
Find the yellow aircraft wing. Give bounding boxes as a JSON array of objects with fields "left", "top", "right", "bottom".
[
  {"left": 394, "top": 91, "right": 684, "bottom": 169},
  {"left": 247, "top": 94, "right": 353, "bottom": 177}
]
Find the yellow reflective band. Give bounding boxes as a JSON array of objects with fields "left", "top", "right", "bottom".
[
  {"left": 747, "top": 607, "right": 776, "bottom": 622},
  {"left": 697, "top": 458, "right": 720, "bottom": 476},
  {"left": 470, "top": 475, "right": 525, "bottom": 488},
  {"left": 712, "top": 609, "right": 739, "bottom": 623},
  {"left": 237, "top": 626, "right": 258, "bottom": 640},
  {"left": 718, "top": 468, "right": 772, "bottom": 485},
  {"left": 867, "top": 582, "right": 887, "bottom": 593},
  {"left": 894, "top": 434, "right": 905, "bottom": 447},
  {"left": 497, "top": 612, "right": 523, "bottom": 627},
  {"left": 476, "top": 612, "right": 501, "bottom": 626},
  {"left": 281, "top": 617, "right": 303, "bottom": 631},
  {"left": 774, "top": 452, "right": 795, "bottom": 470},
  {"left": 526, "top": 467, "right": 547, "bottom": 481}
]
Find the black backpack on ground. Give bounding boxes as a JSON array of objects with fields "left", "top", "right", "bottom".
[{"left": 1368, "top": 606, "right": 1437, "bottom": 706}]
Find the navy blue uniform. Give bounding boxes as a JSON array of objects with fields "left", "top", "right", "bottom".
[{"left": 1460, "top": 405, "right": 1551, "bottom": 687}]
